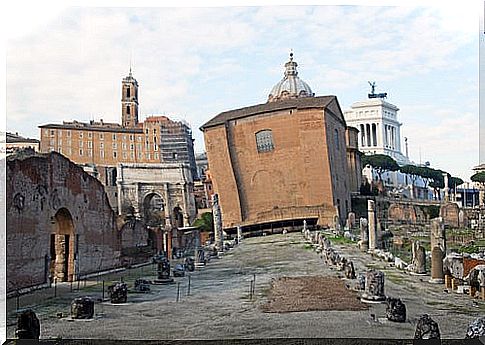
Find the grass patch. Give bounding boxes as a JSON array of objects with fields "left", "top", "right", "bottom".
[{"left": 328, "top": 236, "right": 355, "bottom": 245}]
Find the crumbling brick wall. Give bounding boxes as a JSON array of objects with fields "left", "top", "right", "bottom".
[{"left": 7, "top": 151, "right": 121, "bottom": 292}]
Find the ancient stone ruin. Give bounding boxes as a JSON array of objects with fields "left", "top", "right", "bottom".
[
  {"left": 108, "top": 282, "right": 128, "bottom": 303},
  {"left": 361, "top": 269, "right": 385, "bottom": 302},
  {"left": 173, "top": 263, "right": 185, "bottom": 277},
  {"left": 185, "top": 257, "right": 195, "bottom": 272},
  {"left": 15, "top": 309, "right": 40, "bottom": 339},
  {"left": 359, "top": 217, "right": 369, "bottom": 252},
  {"left": 414, "top": 314, "right": 440, "bottom": 339},
  {"left": 385, "top": 297, "right": 406, "bottom": 322},
  {"left": 465, "top": 317, "right": 485, "bottom": 338},
  {"left": 155, "top": 258, "right": 174, "bottom": 284},
  {"left": 71, "top": 296, "right": 95, "bottom": 319},
  {"left": 134, "top": 278, "right": 151, "bottom": 292},
  {"left": 411, "top": 240, "right": 426, "bottom": 275}
]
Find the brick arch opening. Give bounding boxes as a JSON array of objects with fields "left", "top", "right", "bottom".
[{"left": 50, "top": 208, "right": 75, "bottom": 282}]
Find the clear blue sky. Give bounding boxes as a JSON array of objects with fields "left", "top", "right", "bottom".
[{"left": 5, "top": 3, "right": 480, "bottom": 180}]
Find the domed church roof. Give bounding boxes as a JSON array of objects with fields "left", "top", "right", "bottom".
[{"left": 268, "top": 53, "right": 314, "bottom": 103}]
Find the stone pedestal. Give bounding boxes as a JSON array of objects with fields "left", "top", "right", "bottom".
[
  {"left": 108, "top": 282, "right": 127, "bottom": 304},
  {"left": 361, "top": 269, "right": 386, "bottom": 302},
  {"left": 429, "top": 246, "right": 444, "bottom": 284},
  {"left": 15, "top": 309, "right": 40, "bottom": 339},
  {"left": 71, "top": 296, "right": 95, "bottom": 319},
  {"left": 465, "top": 317, "right": 485, "bottom": 338},
  {"left": 451, "top": 278, "right": 458, "bottom": 290},
  {"left": 134, "top": 279, "right": 151, "bottom": 292},
  {"left": 414, "top": 314, "right": 440, "bottom": 339},
  {"left": 154, "top": 259, "right": 174, "bottom": 284},
  {"left": 367, "top": 200, "right": 376, "bottom": 251},
  {"left": 386, "top": 297, "right": 406, "bottom": 322},
  {"left": 444, "top": 274, "right": 452, "bottom": 289}
]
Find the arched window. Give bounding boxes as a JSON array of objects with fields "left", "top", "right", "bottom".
[
  {"left": 126, "top": 87, "right": 131, "bottom": 98},
  {"left": 126, "top": 105, "right": 130, "bottom": 115},
  {"left": 255, "top": 130, "right": 274, "bottom": 153}
]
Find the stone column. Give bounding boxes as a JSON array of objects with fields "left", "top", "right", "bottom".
[
  {"left": 411, "top": 240, "right": 426, "bottom": 275},
  {"left": 212, "top": 194, "right": 223, "bottom": 252},
  {"left": 430, "top": 218, "right": 445, "bottom": 284},
  {"left": 443, "top": 173, "right": 449, "bottom": 202},
  {"left": 359, "top": 218, "right": 369, "bottom": 252},
  {"left": 430, "top": 246, "right": 444, "bottom": 284},
  {"left": 367, "top": 200, "right": 376, "bottom": 251},
  {"left": 237, "top": 226, "right": 242, "bottom": 244}
]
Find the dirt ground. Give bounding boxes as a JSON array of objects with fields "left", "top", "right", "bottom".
[
  {"left": 262, "top": 276, "right": 367, "bottom": 313},
  {"left": 6, "top": 232, "right": 485, "bottom": 340}
]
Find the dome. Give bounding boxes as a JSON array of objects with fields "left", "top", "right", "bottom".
[{"left": 268, "top": 53, "right": 314, "bottom": 103}]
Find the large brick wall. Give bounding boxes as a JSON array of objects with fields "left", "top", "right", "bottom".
[{"left": 7, "top": 151, "right": 121, "bottom": 292}]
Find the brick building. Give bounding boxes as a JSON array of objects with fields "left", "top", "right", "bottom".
[
  {"left": 38, "top": 70, "right": 197, "bottom": 184},
  {"left": 6, "top": 132, "right": 40, "bottom": 156},
  {"left": 201, "top": 54, "right": 361, "bottom": 232}
]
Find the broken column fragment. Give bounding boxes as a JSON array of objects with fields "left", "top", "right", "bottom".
[
  {"left": 385, "top": 297, "right": 406, "bottom": 322},
  {"left": 71, "top": 296, "right": 95, "bottom": 319},
  {"left": 361, "top": 269, "right": 386, "bottom": 302},
  {"left": 15, "top": 309, "right": 40, "bottom": 339},
  {"left": 414, "top": 314, "right": 440, "bottom": 339}
]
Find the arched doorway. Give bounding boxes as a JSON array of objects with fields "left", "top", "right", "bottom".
[{"left": 50, "top": 208, "right": 75, "bottom": 282}]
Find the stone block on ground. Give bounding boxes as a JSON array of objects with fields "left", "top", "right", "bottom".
[
  {"left": 71, "top": 296, "right": 95, "bottom": 319},
  {"left": 15, "top": 309, "right": 40, "bottom": 339},
  {"left": 414, "top": 314, "right": 440, "bottom": 339}
]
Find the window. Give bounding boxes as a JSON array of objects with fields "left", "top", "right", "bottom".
[
  {"left": 58, "top": 139, "right": 62, "bottom": 146},
  {"left": 67, "top": 130, "right": 71, "bottom": 137},
  {"left": 50, "top": 130, "right": 55, "bottom": 136},
  {"left": 255, "top": 130, "right": 274, "bottom": 153},
  {"left": 172, "top": 152, "right": 178, "bottom": 159},
  {"left": 154, "top": 152, "right": 159, "bottom": 160},
  {"left": 99, "top": 133, "right": 104, "bottom": 140},
  {"left": 153, "top": 136, "right": 157, "bottom": 143},
  {"left": 334, "top": 129, "right": 339, "bottom": 151},
  {"left": 146, "top": 153, "right": 151, "bottom": 159},
  {"left": 79, "top": 149, "right": 83, "bottom": 156},
  {"left": 113, "top": 151, "right": 117, "bottom": 158},
  {"left": 129, "top": 135, "right": 134, "bottom": 141},
  {"left": 126, "top": 106, "right": 130, "bottom": 115},
  {"left": 126, "top": 87, "right": 130, "bottom": 98},
  {"left": 113, "top": 134, "right": 116, "bottom": 140},
  {"left": 112, "top": 143, "right": 117, "bottom": 149},
  {"left": 123, "top": 135, "right": 127, "bottom": 141},
  {"left": 100, "top": 142, "right": 104, "bottom": 149},
  {"left": 137, "top": 136, "right": 142, "bottom": 142},
  {"left": 50, "top": 139, "right": 55, "bottom": 146},
  {"left": 88, "top": 150, "right": 92, "bottom": 157},
  {"left": 88, "top": 132, "right": 92, "bottom": 138},
  {"left": 130, "top": 152, "right": 134, "bottom": 159},
  {"left": 79, "top": 132, "right": 83, "bottom": 138},
  {"left": 59, "top": 131, "right": 62, "bottom": 137},
  {"left": 79, "top": 141, "right": 83, "bottom": 147},
  {"left": 87, "top": 141, "right": 92, "bottom": 148},
  {"left": 123, "top": 152, "right": 127, "bottom": 159},
  {"left": 145, "top": 128, "right": 148, "bottom": 134},
  {"left": 130, "top": 144, "right": 134, "bottom": 150},
  {"left": 154, "top": 144, "right": 158, "bottom": 151},
  {"left": 153, "top": 128, "right": 156, "bottom": 134},
  {"left": 100, "top": 150, "right": 105, "bottom": 158},
  {"left": 122, "top": 143, "right": 127, "bottom": 150}
]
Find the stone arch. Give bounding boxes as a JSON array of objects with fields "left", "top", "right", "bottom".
[
  {"left": 50, "top": 208, "right": 75, "bottom": 282},
  {"left": 142, "top": 192, "right": 165, "bottom": 227}
]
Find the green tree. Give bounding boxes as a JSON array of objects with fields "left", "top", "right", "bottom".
[
  {"left": 361, "top": 154, "right": 399, "bottom": 181},
  {"left": 192, "top": 212, "right": 214, "bottom": 233},
  {"left": 471, "top": 171, "right": 485, "bottom": 186}
]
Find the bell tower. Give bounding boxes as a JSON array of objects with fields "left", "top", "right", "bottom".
[{"left": 121, "top": 68, "right": 139, "bottom": 128}]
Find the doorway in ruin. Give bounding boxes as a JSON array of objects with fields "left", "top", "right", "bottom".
[
  {"left": 143, "top": 193, "right": 165, "bottom": 227},
  {"left": 50, "top": 208, "right": 75, "bottom": 282},
  {"left": 173, "top": 206, "right": 184, "bottom": 228}
]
